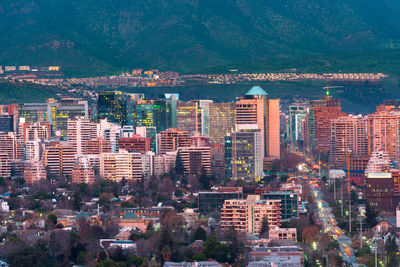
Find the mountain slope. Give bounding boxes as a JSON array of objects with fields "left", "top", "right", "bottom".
[{"left": 1, "top": 0, "right": 400, "bottom": 74}]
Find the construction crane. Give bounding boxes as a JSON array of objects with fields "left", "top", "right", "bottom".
[{"left": 323, "top": 86, "right": 344, "bottom": 97}]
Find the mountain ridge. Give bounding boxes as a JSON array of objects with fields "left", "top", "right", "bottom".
[{"left": 1, "top": 0, "right": 400, "bottom": 75}]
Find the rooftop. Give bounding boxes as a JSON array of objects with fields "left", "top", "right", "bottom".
[{"left": 245, "top": 85, "right": 268, "bottom": 96}]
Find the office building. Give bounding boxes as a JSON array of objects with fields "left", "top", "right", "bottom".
[
  {"left": 288, "top": 104, "right": 308, "bottom": 143},
  {"left": 177, "top": 102, "right": 198, "bottom": 135},
  {"left": 220, "top": 195, "right": 281, "bottom": 234},
  {"left": 0, "top": 114, "right": 14, "bottom": 133},
  {"left": 236, "top": 86, "right": 280, "bottom": 159},
  {"left": 198, "top": 187, "right": 243, "bottom": 214},
  {"left": 134, "top": 99, "right": 176, "bottom": 132},
  {"left": 97, "top": 91, "right": 129, "bottom": 126},
  {"left": 210, "top": 143, "right": 225, "bottom": 178},
  {"left": 53, "top": 98, "right": 89, "bottom": 136},
  {"left": 209, "top": 102, "right": 236, "bottom": 145},
  {"left": 226, "top": 125, "right": 263, "bottom": 181},
  {"left": 262, "top": 191, "right": 299, "bottom": 221}
]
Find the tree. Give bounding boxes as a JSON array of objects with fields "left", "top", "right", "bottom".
[
  {"left": 385, "top": 234, "right": 399, "bottom": 267},
  {"left": 72, "top": 189, "right": 82, "bottom": 211},
  {"left": 192, "top": 226, "right": 207, "bottom": 241},
  {"left": 365, "top": 204, "right": 379, "bottom": 229},
  {"left": 260, "top": 216, "right": 269, "bottom": 238},
  {"left": 192, "top": 252, "right": 207, "bottom": 261},
  {"left": 46, "top": 213, "right": 57, "bottom": 226},
  {"left": 174, "top": 151, "right": 186, "bottom": 177},
  {"left": 161, "top": 245, "right": 171, "bottom": 262}
]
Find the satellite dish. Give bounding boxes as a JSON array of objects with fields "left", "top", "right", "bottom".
[{"left": 55, "top": 130, "right": 61, "bottom": 137}]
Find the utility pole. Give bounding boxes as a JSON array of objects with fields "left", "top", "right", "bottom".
[
  {"left": 341, "top": 183, "right": 343, "bottom": 216},
  {"left": 347, "top": 149, "right": 352, "bottom": 234},
  {"left": 375, "top": 240, "right": 378, "bottom": 267},
  {"left": 359, "top": 215, "right": 363, "bottom": 248}
]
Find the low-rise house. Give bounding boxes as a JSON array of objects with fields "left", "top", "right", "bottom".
[{"left": 118, "top": 212, "right": 158, "bottom": 232}]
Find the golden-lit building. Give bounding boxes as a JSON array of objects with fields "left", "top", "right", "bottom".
[{"left": 209, "top": 102, "right": 236, "bottom": 145}]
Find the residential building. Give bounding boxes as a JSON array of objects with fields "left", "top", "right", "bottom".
[
  {"left": 220, "top": 195, "right": 280, "bottom": 235},
  {"left": 329, "top": 115, "right": 368, "bottom": 168},
  {"left": 100, "top": 151, "right": 142, "bottom": 182},
  {"left": 307, "top": 97, "right": 346, "bottom": 154},
  {"left": 157, "top": 128, "right": 191, "bottom": 154},
  {"left": 177, "top": 146, "right": 211, "bottom": 176},
  {"left": 119, "top": 135, "right": 151, "bottom": 153}
]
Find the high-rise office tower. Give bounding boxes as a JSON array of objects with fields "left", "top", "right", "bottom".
[
  {"left": 236, "top": 86, "right": 280, "bottom": 159},
  {"left": 307, "top": 97, "right": 346, "bottom": 154},
  {"left": 329, "top": 115, "right": 368, "bottom": 168},
  {"left": 226, "top": 124, "right": 263, "bottom": 181},
  {"left": 177, "top": 102, "right": 199, "bottom": 136},
  {"left": 134, "top": 99, "right": 176, "bottom": 132},
  {"left": 209, "top": 102, "right": 236, "bottom": 145},
  {"left": 191, "top": 100, "right": 213, "bottom": 136},
  {"left": 53, "top": 98, "right": 89, "bottom": 136},
  {"left": 97, "top": 91, "right": 129, "bottom": 126},
  {"left": 288, "top": 104, "right": 308, "bottom": 143}
]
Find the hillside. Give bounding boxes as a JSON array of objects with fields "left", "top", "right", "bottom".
[{"left": 1, "top": 1, "right": 400, "bottom": 75}]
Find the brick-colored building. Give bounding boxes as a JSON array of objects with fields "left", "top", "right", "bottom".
[
  {"left": 177, "top": 146, "right": 211, "bottom": 176},
  {"left": 119, "top": 135, "right": 151, "bottom": 153},
  {"left": 157, "top": 128, "right": 191, "bottom": 154}
]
